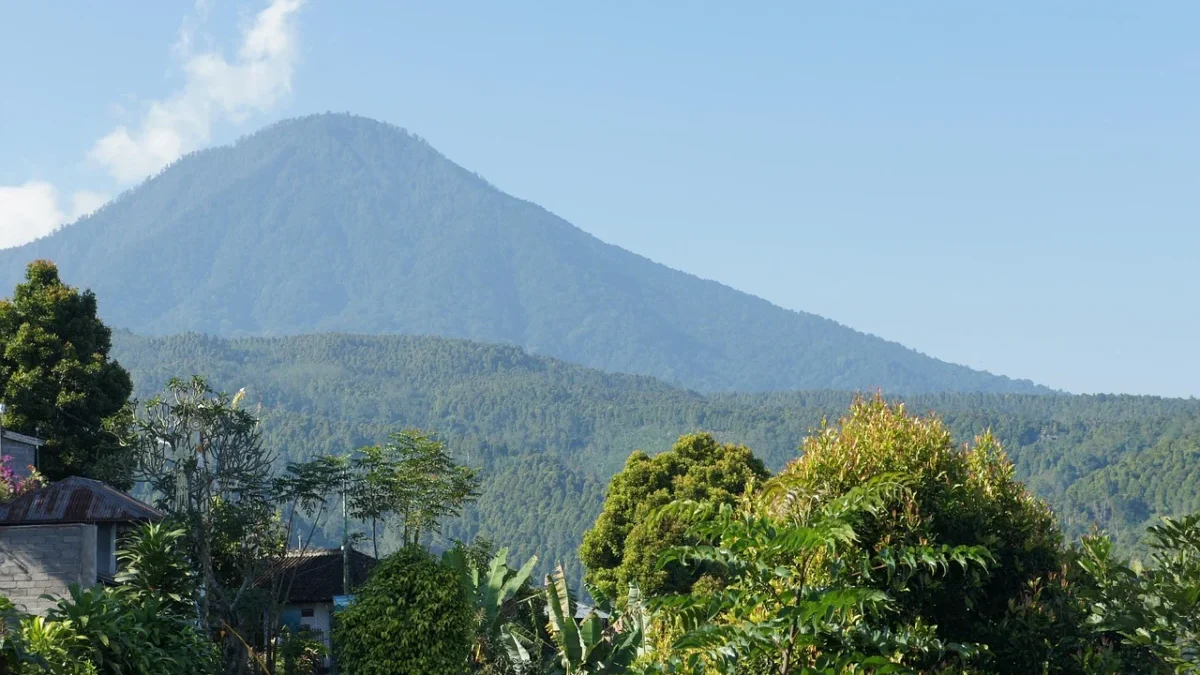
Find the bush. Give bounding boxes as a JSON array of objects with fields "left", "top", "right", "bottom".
[
  {"left": 333, "top": 545, "right": 473, "bottom": 675},
  {"left": 42, "top": 585, "right": 219, "bottom": 675},
  {"left": 771, "top": 395, "right": 1066, "bottom": 673}
]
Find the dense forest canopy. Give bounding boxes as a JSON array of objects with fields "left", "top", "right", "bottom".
[
  {"left": 0, "top": 113, "right": 1046, "bottom": 394},
  {"left": 110, "top": 330, "right": 1200, "bottom": 580}
]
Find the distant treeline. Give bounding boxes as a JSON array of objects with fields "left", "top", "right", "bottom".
[{"left": 113, "top": 331, "right": 1200, "bottom": 580}]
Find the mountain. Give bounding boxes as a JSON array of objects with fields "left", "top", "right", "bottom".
[
  {"left": 1, "top": 113, "right": 1046, "bottom": 394},
  {"left": 111, "top": 331, "right": 1199, "bottom": 578}
]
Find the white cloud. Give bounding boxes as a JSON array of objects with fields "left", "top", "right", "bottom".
[
  {"left": 0, "top": 0, "right": 304, "bottom": 250},
  {"left": 0, "top": 182, "right": 109, "bottom": 249},
  {"left": 90, "top": 0, "right": 305, "bottom": 184}
]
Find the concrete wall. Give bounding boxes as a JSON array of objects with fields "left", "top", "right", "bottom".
[
  {"left": 283, "top": 601, "right": 335, "bottom": 670},
  {"left": 0, "top": 437, "right": 37, "bottom": 479},
  {"left": 0, "top": 524, "right": 97, "bottom": 615}
]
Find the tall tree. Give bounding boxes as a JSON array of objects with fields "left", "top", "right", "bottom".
[
  {"left": 0, "top": 260, "right": 133, "bottom": 487},
  {"left": 349, "top": 430, "right": 480, "bottom": 552},
  {"left": 128, "top": 376, "right": 282, "bottom": 673},
  {"left": 127, "top": 376, "right": 370, "bottom": 675}
]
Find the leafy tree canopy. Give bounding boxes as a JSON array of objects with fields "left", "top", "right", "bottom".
[
  {"left": 771, "top": 395, "right": 1065, "bottom": 673},
  {"left": 334, "top": 545, "right": 474, "bottom": 675},
  {"left": 0, "top": 260, "right": 133, "bottom": 488},
  {"left": 580, "top": 433, "right": 769, "bottom": 601}
]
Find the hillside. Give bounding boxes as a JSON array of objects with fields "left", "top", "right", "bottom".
[
  {"left": 0, "top": 113, "right": 1046, "bottom": 394},
  {"left": 111, "top": 331, "right": 1199, "bottom": 578}
]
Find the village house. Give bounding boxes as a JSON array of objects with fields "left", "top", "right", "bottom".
[
  {"left": 0, "top": 465, "right": 161, "bottom": 615},
  {"left": 265, "top": 547, "right": 376, "bottom": 672}
]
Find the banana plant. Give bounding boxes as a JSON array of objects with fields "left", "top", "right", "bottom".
[
  {"left": 444, "top": 546, "right": 539, "bottom": 665},
  {"left": 533, "top": 565, "right": 645, "bottom": 675}
]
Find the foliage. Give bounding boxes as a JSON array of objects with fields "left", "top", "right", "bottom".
[
  {"left": 638, "top": 474, "right": 990, "bottom": 675},
  {"left": 0, "top": 261, "right": 134, "bottom": 487},
  {"left": 770, "top": 396, "right": 1066, "bottom": 673},
  {"left": 18, "top": 615, "right": 95, "bottom": 675},
  {"left": 581, "top": 433, "right": 769, "bottom": 602},
  {"left": 444, "top": 544, "right": 540, "bottom": 672},
  {"left": 37, "top": 584, "right": 219, "bottom": 675},
  {"left": 504, "top": 565, "right": 647, "bottom": 675},
  {"left": 0, "top": 457, "right": 45, "bottom": 503},
  {"left": 125, "top": 375, "right": 280, "bottom": 667},
  {"left": 273, "top": 627, "right": 328, "bottom": 675},
  {"left": 1078, "top": 513, "right": 1200, "bottom": 673},
  {"left": 113, "top": 523, "right": 197, "bottom": 614},
  {"left": 2, "top": 524, "right": 221, "bottom": 674},
  {"left": 0, "top": 597, "right": 36, "bottom": 675},
  {"left": 351, "top": 430, "right": 480, "bottom": 554},
  {"left": 0, "top": 114, "right": 1048, "bottom": 396},
  {"left": 334, "top": 544, "right": 474, "bottom": 675},
  {"left": 124, "top": 376, "right": 375, "bottom": 672},
  {"left": 107, "top": 331, "right": 1200, "bottom": 581}
]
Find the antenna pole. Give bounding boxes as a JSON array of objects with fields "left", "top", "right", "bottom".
[{"left": 342, "top": 477, "right": 350, "bottom": 597}]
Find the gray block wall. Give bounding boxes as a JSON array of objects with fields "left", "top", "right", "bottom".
[
  {"left": 0, "top": 437, "right": 37, "bottom": 479},
  {"left": 0, "top": 524, "right": 97, "bottom": 615}
]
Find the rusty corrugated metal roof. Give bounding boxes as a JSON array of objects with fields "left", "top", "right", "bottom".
[{"left": 0, "top": 476, "right": 161, "bottom": 525}]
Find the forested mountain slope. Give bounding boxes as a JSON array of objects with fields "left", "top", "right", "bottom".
[
  {"left": 0, "top": 113, "right": 1045, "bottom": 394},
  {"left": 111, "top": 331, "right": 1199, "bottom": 579}
]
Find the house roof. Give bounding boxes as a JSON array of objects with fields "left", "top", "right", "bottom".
[
  {"left": 0, "top": 476, "right": 162, "bottom": 525},
  {"left": 0, "top": 430, "right": 44, "bottom": 447},
  {"left": 263, "top": 548, "right": 377, "bottom": 604}
]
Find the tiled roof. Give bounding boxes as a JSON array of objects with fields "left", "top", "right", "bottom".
[
  {"left": 263, "top": 548, "right": 377, "bottom": 603},
  {"left": 0, "top": 476, "right": 161, "bottom": 525}
]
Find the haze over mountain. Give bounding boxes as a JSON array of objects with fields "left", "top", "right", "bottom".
[{"left": 0, "top": 113, "right": 1047, "bottom": 394}]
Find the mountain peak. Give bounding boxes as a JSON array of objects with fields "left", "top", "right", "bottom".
[{"left": 0, "top": 114, "right": 1048, "bottom": 394}]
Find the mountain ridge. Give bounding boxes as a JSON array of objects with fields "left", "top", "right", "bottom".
[{"left": 1, "top": 113, "right": 1049, "bottom": 394}]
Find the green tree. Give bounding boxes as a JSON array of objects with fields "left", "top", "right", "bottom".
[
  {"left": 0, "top": 260, "right": 133, "bottom": 487},
  {"left": 580, "top": 433, "right": 769, "bottom": 601},
  {"left": 771, "top": 396, "right": 1067, "bottom": 674},
  {"left": 334, "top": 545, "right": 474, "bottom": 675},
  {"left": 641, "top": 475, "right": 990, "bottom": 675},
  {"left": 1078, "top": 513, "right": 1200, "bottom": 673},
  {"left": 128, "top": 377, "right": 277, "bottom": 650},
  {"left": 350, "top": 430, "right": 480, "bottom": 552},
  {"left": 127, "top": 377, "right": 354, "bottom": 674}
]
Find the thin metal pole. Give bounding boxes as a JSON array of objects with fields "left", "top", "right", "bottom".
[{"left": 342, "top": 480, "right": 350, "bottom": 596}]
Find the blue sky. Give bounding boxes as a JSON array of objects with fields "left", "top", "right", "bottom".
[{"left": 1, "top": 2, "right": 1197, "bottom": 397}]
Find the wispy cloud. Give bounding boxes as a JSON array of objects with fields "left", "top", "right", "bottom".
[
  {"left": 0, "top": 0, "right": 305, "bottom": 249},
  {"left": 91, "top": 0, "right": 305, "bottom": 183}
]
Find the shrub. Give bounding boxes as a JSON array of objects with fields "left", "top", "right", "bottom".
[
  {"left": 42, "top": 585, "right": 219, "bottom": 675},
  {"left": 333, "top": 545, "right": 473, "bottom": 675}
]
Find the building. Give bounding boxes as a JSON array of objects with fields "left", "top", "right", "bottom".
[
  {"left": 265, "top": 547, "right": 376, "bottom": 672},
  {"left": 0, "top": 475, "right": 161, "bottom": 614},
  {"left": 0, "top": 429, "right": 44, "bottom": 480}
]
